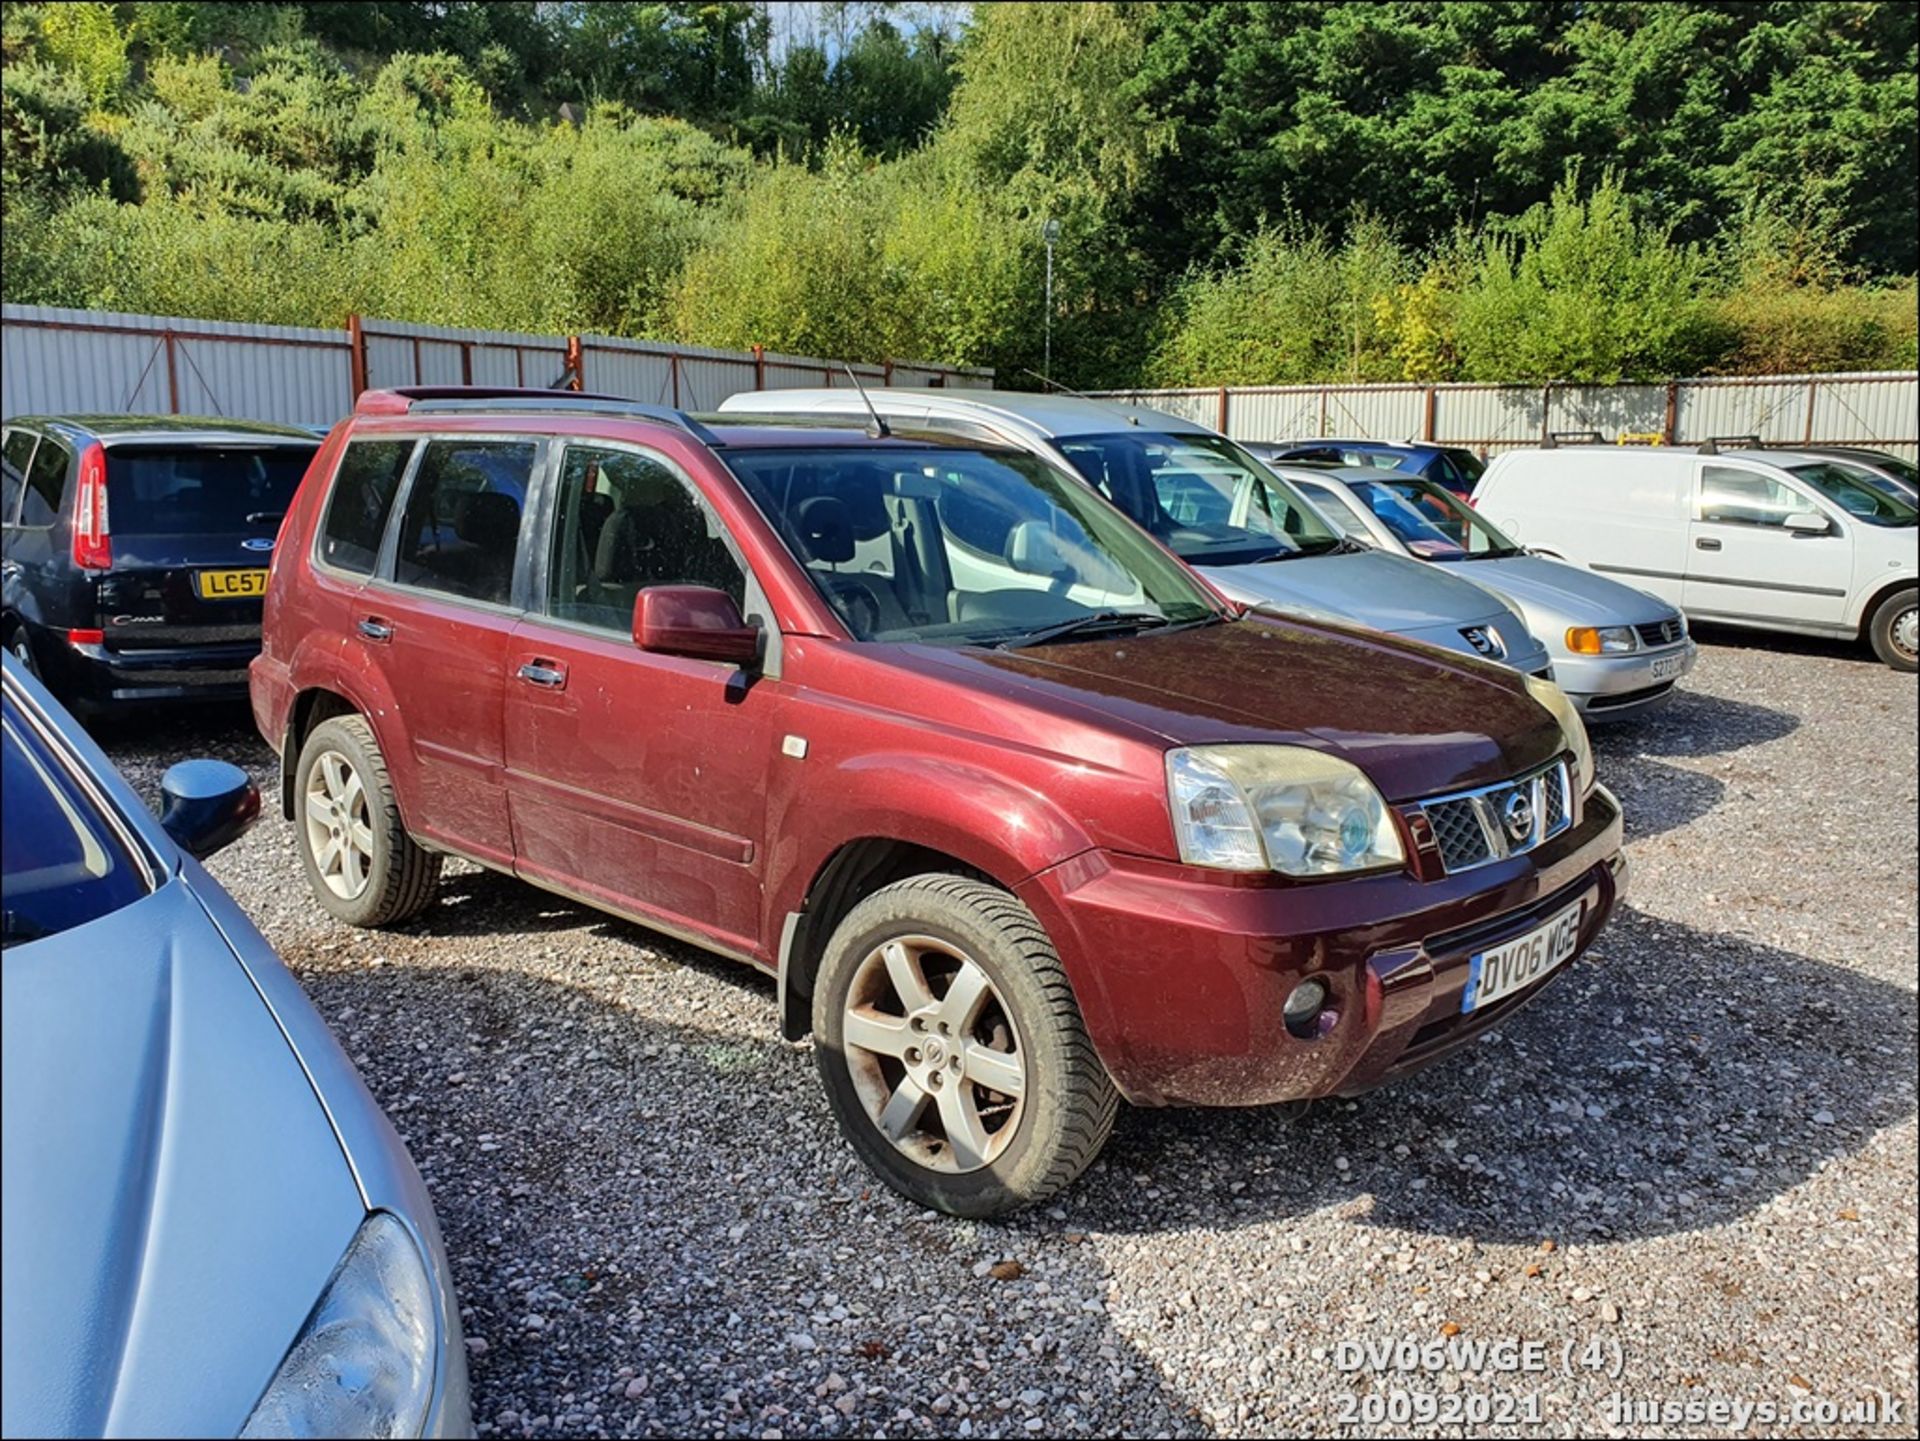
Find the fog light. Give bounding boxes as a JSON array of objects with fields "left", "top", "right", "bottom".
[{"left": 1283, "top": 978, "right": 1333, "bottom": 1040}]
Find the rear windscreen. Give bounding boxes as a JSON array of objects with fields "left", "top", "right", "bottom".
[{"left": 106, "top": 445, "right": 316, "bottom": 534}]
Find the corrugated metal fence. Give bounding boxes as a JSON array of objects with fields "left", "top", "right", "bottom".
[
  {"left": 1095, "top": 374, "right": 1920, "bottom": 461},
  {"left": 1, "top": 304, "right": 993, "bottom": 427}
]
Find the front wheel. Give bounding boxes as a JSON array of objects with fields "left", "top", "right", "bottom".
[
  {"left": 1867, "top": 588, "right": 1917, "bottom": 672},
  {"left": 812, "top": 874, "right": 1117, "bottom": 1217}
]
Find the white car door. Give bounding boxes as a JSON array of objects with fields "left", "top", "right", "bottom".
[{"left": 1683, "top": 461, "right": 1852, "bottom": 627}]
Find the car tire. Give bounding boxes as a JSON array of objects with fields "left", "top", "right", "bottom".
[
  {"left": 294, "top": 715, "right": 441, "bottom": 927},
  {"left": 812, "top": 874, "right": 1117, "bottom": 1217},
  {"left": 5, "top": 620, "right": 40, "bottom": 680},
  {"left": 1867, "top": 587, "right": 1917, "bottom": 672}
]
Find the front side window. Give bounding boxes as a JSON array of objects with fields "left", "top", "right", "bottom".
[
  {"left": 1786, "top": 462, "right": 1916, "bottom": 528},
  {"left": 393, "top": 440, "right": 537, "bottom": 605},
  {"left": 1053, "top": 431, "right": 1339, "bottom": 567},
  {"left": 319, "top": 440, "right": 415, "bottom": 575},
  {"left": 1698, "top": 465, "right": 1815, "bottom": 529},
  {"left": 21, "top": 435, "right": 67, "bottom": 528},
  {"left": 2, "top": 430, "right": 37, "bottom": 526},
  {"left": 545, "top": 444, "right": 746, "bottom": 632},
  {"left": 725, "top": 444, "right": 1218, "bottom": 647},
  {"left": 1, "top": 706, "right": 149, "bottom": 949}
]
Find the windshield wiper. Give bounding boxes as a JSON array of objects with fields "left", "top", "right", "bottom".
[
  {"left": 1271, "top": 536, "right": 1365, "bottom": 560},
  {"left": 996, "top": 611, "right": 1175, "bottom": 650},
  {"left": 1456, "top": 545, "right": 1526, "bottom": 561}
]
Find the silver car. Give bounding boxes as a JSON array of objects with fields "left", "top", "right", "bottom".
[
  {"left": 718, "top": 389, "right": 1554, "bottom": 676},
  {"left": 0, "top": 653, "right": 470, "bottom": 1438},
  {"left": 1285, "top": 465, "right": 1699, "bottom": 719}
]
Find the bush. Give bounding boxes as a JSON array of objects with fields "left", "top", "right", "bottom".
[{"left": 1705, "top": 281, "right": 1920, "bottom": 374}]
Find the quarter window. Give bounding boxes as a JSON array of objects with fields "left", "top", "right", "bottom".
[
  {"left": 20, "top": 436, "right": 68, "bottom": 528},
  {"left": 319, "top": 440, "right": 414, "bottom": 575},
  {"left": 1, "top": 430, "right": 34, "bottom": 526},
  {"left": 393, "top": 440, "right": 536, "bottom": 606},
  {"left": 545, "top": 445, "right": 745, "bottom": 632},
  {"left": 1699, "top": 466, "right": 1809, "bottom": 528}
]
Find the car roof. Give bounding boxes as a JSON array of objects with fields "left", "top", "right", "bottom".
[
  {"left": 1278, "top": 464, "right": 1416, "bottom": 485},
  {"left": 1262, "top": 438, "right": 1435, "bottom": 454},
  {"left": 6, "top": 414, "right": 322, "bottom": 446},
  {"left": 716, "top": 387, "right": 1215, "bottom": 440}
]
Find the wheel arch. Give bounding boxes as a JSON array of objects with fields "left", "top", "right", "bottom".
[
  {"left": 1854, "top": 576, "right": 1917, "bottom": 639},
  {"left": 279, "top": 685, "right": 369, "bottom": 818}
]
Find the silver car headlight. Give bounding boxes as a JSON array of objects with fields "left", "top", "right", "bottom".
[
  {"left": 1525, "top": 673, "right": 1595, "bottom": 795},
  {"left": 1565, "top": 625, "right": 1637, "bottom": 655},
  {"left": 241, "top": 1212, "right": 436, "bottom": 1439},
  {"left": 1167, "top": 745, "right": 1406, "bottom": 876}
]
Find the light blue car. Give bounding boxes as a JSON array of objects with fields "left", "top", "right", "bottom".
[{"left": 0, "top": 652, "right": 470, "bottom": 1439}]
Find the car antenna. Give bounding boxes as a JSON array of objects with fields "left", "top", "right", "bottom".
[
  {"left": 1019, "top": 367, "right": 1140, "bottom": 425},
  {"left": 842, "top": 364, "right": 890, "bottom": 438}
]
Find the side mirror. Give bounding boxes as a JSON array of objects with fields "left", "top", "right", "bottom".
[
  {"left": 633, "top": 585, "right": 761, "bottom": 666},
  {"left": 159, "top": 759, "right": 261, "bottom": 860},
  {"left": 1784, "top": 511, "right": 1831, "bottom": 535}
]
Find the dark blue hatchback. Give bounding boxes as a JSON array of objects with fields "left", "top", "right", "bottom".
[
  {"left": 1248, "top": 439, "right": 1487, "bottom": 499},
  {"left": 2, "top": 415, "right": 319, "bottom": 714}
]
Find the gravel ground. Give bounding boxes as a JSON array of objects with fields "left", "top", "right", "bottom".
[{"left": 104, "top": 631, "right": 1917, "bottom": 1439}]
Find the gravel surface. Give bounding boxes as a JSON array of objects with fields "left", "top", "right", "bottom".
[{"left": 105, "top": 631, "right": 1917, "bottom": 1439}]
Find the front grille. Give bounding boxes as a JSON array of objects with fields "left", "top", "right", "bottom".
[
  {"left": 1416, "top": 758, "right": 1575, "bottom": 876},
  {"left": 1635, "top": 616, "right": 1685, "bottom": 648}
]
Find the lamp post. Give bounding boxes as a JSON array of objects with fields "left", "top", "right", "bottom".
[{"left": 1042, "top": 217, "right": 1060, "bottom": 384}]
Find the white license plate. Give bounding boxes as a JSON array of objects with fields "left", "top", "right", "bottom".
[
  {"left": 1461, "top": 900, "right": 1584, "bottom": 1013},
  {"left": 1649, "top": 652, "right": 1686, "bottom": 682}
]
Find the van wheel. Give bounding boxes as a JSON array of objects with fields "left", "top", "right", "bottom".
[
  {"left": 812, "top": 875, "right": 1117, "bottom": 1217},
  {"left": 295, "top": 715, "right": 441, "bottom": 926},
  {"left": 5, "top": 621, "right": 39, "bottom": 679},
  {"left": 1868, "top": 588, "right": 1917, "bottom": 672}
]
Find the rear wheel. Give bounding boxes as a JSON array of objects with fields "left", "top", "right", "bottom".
[
  {"left": 1867, "top": 588, "right": 1917, "bottom": 672},
  {"left": 294, "top": 715, "right": 441, "bottom": 926},
  {"left": 812, "top": 874, "right": 1117, "bottom": 1217}
]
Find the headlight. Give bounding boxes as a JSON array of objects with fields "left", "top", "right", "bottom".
[
  {"left": 1565, "top": 625, "right": 1636, "bottom": 655},
  {"left": 241, "top": 1212, "right": 436, "bottom": 1439},
  {"left": 1525, "top": 673, "right": 1594, "bottom": 795},
  {"left": 1167, "top": 745, "right": 1406, "bottom": 876}
]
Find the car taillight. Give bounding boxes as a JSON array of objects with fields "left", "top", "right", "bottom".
[
  {"left": 72, "top": 443, "right": 112, "bottom": 570},
  {"left": 67, "top": 628, "right": 106, "bottom": 646}
]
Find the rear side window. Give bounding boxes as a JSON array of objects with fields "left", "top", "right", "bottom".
[
  {"left": 20, "top": 437, "right": 67, "bottom": 528},
  {"left": 1, "top": 708, "right": 149, "bottom": 949},
  {"left": 393, "top": 439, "right": 536, "bottom": 606},
  {"left": 319, "top": 440, "right": 415, "bottom": 575},
  {"left": 106, "top": 446, "right": 314, "bottom": 536}
]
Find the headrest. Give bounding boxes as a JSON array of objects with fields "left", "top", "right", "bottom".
[
  {"left": 455, "top": 491, "right": 521, "bottom": 547},
  {"left": 825, "top": 464, "right": 895, "bottom": 540},
  {"left": 1005, "top": 519, "right": 1075, "bottom": 578},
  {"left": 796, "top": 495, "right": 855, "bottom": 565}
]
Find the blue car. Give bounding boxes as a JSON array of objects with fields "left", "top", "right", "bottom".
[
  {"left": 0, "top": 652, "right": 470, "bottom": 1438},
  {"left": 1249, "top": 439, "right": 1487, "bottom": 499}
]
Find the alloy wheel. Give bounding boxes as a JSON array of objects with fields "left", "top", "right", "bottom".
[
  {"left": 841, "top": 934, "right": 1026, "bottom": 1173},
  {"left": 305, "top": 749, "right": 375, "bottom": 900}
]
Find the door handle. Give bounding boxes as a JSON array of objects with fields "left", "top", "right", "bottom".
[
  {"left": 357, "top": 616, "right": 394, "bottom": 642},
  {"left": 517, "top": 660, "right": 568, "bottom": 689},
  {"left": 1695, "top": 538, "right": 1722, "bottom": 551}
]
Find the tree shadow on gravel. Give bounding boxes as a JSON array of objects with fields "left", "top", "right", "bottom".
[
  {"left": 1078, "top": 905, "right": 1916, "bottom": 1246},
  {"left": 293, "top": 930, "right": 1206, "bottom": 1438}
]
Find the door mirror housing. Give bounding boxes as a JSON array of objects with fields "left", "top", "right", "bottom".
[
  {"left": 1784, "top": 511, "right": 1831, "bottom": 535},
  {"left": 633, "top": 585, "right": 761, "bottom": 666},
  {"left": 159, "top": 759, "right": 262, "bottom": 859}
]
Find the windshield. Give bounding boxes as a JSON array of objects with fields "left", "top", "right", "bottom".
[
  {"left": 2, "top": 704, "right": 149, "bottom": 949},
  {"left": 1051, "top": 432, "right": 1340, "bottom": 567},
  {"left": 1786, "top": 463, "right": 1917, "bottom": 527},
  {"left": 1347, "top": 477, "right": 1524, "bottom": 559},
  {"left": 107, "top": 444, "right": 316, "bottom": 533},
  {"left": 723, "top": 445, "right": 1219, "bottom": 647}
]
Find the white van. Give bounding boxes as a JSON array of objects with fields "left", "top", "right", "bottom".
[{"left": 1474, "top": 446, "right": 1918, "bottom": 671}]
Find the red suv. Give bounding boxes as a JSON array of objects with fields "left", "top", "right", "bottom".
[{"left": 253, "top": 387, "right": 1626, "bottom": 1217}]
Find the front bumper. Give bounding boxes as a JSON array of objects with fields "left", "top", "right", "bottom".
[
  {"left": 1555, "top": 640, "right": 1697, "bottom": 719},
  {"left": 1020, "top": 784, "right": 1625, "bottom": 1108}
]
